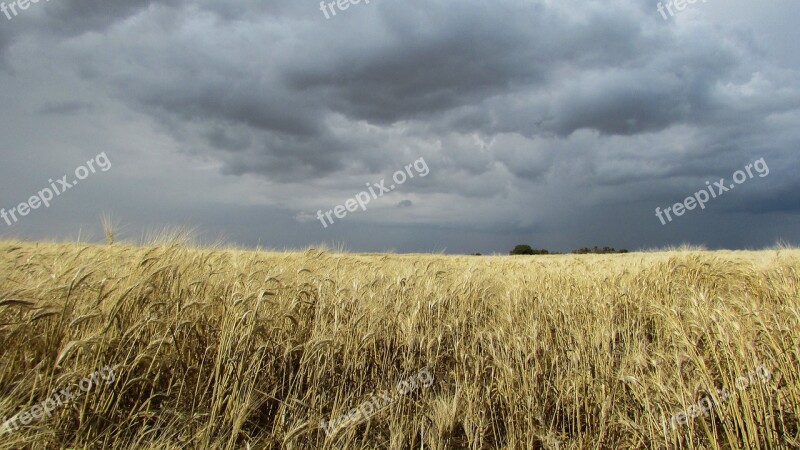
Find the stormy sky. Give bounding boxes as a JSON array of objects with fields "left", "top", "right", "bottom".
[{"left": 0, "top": 0, "right": 798, "bottom": 253}]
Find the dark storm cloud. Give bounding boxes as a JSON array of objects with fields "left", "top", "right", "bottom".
[
  {"left": 204, "top": 126, "right": 250, "bottom": 152},
  {"left": 745, "top": 181, "right": 800, "bottom": 214},
  {"left": 134, "top": 82, "right": 325, "bottom": 138},
  {"left": 40, "top": 0, "right": 184, "bottom": 36},
  {"left": 1, "top": 0, "right": 799, "bottom": 252},
  {"left": 0, "top": 0, "right": 181, "bottom": 63},
  {"left": 216, "top": 132, "right": 355, "bottom": 181},
  {"left": 286, "top": 0, "right": 657, "bottom": 126},
  {"left": 57, "top": 0, "right": 772, "bottom": 181}
]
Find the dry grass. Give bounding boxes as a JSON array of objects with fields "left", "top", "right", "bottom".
[{"left": 0, "top": 240, "right": 798, "bottom": 449}]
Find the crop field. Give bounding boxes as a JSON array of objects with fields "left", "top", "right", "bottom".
[{"left": 0, "top": 241, "right": 798, "bottom": 449}]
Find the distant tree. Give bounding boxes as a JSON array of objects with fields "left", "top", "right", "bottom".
[
  {"left": 510, "top": 245, "right": 550, "bottom": 255},
  {"left": 510, "top": 245, "right": 535, "bottom": 255}
]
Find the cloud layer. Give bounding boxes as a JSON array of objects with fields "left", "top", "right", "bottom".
[{"left": 0, "top": 0, "right": 798, "bottom": 252}]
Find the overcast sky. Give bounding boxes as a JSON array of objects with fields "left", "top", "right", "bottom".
[{"left": 0, "top": 0, "right": 798, "bottom": 253}]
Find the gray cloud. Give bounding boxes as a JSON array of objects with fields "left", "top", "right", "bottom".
[{"left": 37, "top": 100, "right": 94, "bottom": 115}]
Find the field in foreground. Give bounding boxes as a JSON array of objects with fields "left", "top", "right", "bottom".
[{"left": 0, "top": 241, "right": 798, "bottom": 449}]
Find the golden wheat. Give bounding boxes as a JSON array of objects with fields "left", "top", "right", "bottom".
[{"left": 0, "top": 240, "right": 798, "bottom": 449}]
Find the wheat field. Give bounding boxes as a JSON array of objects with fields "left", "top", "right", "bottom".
[{"left": 0, "top": 240, "right": 798, "bottom": 449}]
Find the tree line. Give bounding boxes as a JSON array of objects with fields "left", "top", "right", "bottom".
[{"left": 507, "top": 244, "right": 629, "bottom": 255}]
